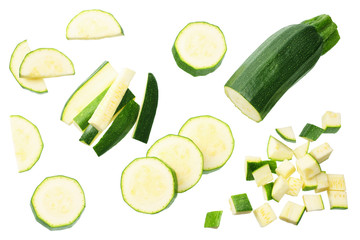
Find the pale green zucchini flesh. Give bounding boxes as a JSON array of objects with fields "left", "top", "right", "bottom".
[
  {"left": 10, "top": 115, "right": 44, "bottom": 173},
  {"left": 9, "top": 40, "right": 48, "bottom": 93},
  {"left": 133, "top": 73, "right": 159, "bottom": 143},
  {"left": 172, "top": 21, "right": 226, "bottom": 76},
  {"left": 245, "top": 160, "right": 277, "bottom": 181},
  {"left": 61, "top": 61, "right": 117, "bottom": 124},
  {"left": 267, "top": 136, "right": 293, "bottom": 161},
  {"left": 279, "top": 201, "right": 305, "bottom": 225},
  {"left": 147, "top": 134, "right": 203, "bottom": 193},
  {"left": 322, "top": 111, "right": 341, "bottom": 133},
  {"left": 121, "top": 157, "right": 177, "bottom": 214},
  {"left": 30, "top": 175, "right": 85, "bottom": 230}
]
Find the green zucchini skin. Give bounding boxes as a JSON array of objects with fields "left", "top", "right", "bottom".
[
  {"left": 133, "top": 73, "right": 158, "bottom": 143},
  {"left": 225, "top": 24, "right": 323, "bottom": 122},
  {"left": 93, "top": 100, "right": 140, "bottom": 156}
]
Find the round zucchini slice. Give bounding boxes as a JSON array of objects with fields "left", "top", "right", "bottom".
[
  {"left": 121, "top": 157, "right": 177, "bottom": 214},
  {"left": 179, "top": 115, "right": 234, "bottom": 172},
  {"left": 30, "top": 175, "right": 86, "bottom": 230},
  {"left": 147, "top": 134, "right": 203, "bottom": 193},
  {"left": 172, "top": 21, "right": 227, "bottom": 76}
]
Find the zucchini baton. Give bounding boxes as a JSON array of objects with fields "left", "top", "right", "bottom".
[{"left": 224, "top": 14, "right": 339, "bottom": 122}]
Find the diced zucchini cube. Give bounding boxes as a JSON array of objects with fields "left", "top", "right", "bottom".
[
  {"left": 262, "top": 182, "right": 274, "bottom": 201},
  {"left": 272, "top": 176, "right": 290, "bottom": 202},
  {"left": 252, "top": 164, "right": 273, "bottom": 187},
  {"left": 204, "top": 210, "right": 223, "bottom": 228},
  {"left": 315, "top": 172, "right": 329, "bottom": 193},
  {"left": 253, "top": 203, "right": 277, "bottom": 227},
  {"left": 322, "top": 111, "right": 341, "bottom": 133},
  {"left": 275, "top": 126, "right": 296, "bottom": 143},
  {"left": 293, "top": 141, "right": 310, "bottom": 160},
  {"left": 275, "top": 160, "right": 295, "bottom": 179},
  {"left": 279, "top": 201, "right": 305, "bottom": 225},
  {"left": 245, "top": 158, "right": 277, "bottom": 181},
  {"left": 302, "top": 194, "right": 324, "bottom": 212},
  {"left": 309, "top": 142, "right": 333, "bottom": 164},
  {"left": 299, "top": 123, "right": 324, "bottom": 142},
  {"left": 267, "top": 136, "right": 293, "bottom": 161},
  {"left": 287, "top": 177, "right": 303, "bottom": 196},
  {"left": 296, "top": 154, "right": 321, "bottom": 179},
  {"left": 327, "top": 174, "right": 346, "bottom": 191},
  {"left": 300, "top": 175, "right": 318, "bottom": 191},
  {"left": 327, "top": 191, "right": 348, "bottom": 209},
  {"left": 229, "top": 193, "right": 253, "bottom": 214}
]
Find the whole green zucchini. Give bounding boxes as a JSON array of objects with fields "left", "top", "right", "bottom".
[{"left": 224, "top": 14, "right": 340, "bottom": 122}]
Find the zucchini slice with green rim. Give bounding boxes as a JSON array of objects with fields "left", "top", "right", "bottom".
[
  {"left": 89, "top": 68, "right": 135, "bottom": 131},
  {"left": 147, "top": 134, "right": 203, "bottom": 193},
  {"left": 9, "top": 40, "right": 47, "bottom": 93},
  {"left": 30, "top": 175, "right": 85, "bottom": 230},
  {"left": 296, "top": 154, "right": 321, "bottom": 179},
  {"left": 179, "top": 115, "right": 234, "bottom": 172},
  {"left": 204, "top": 211, "right": 223, "bottom": 229},
  {"left": 79, "top": 89, "right": 135, "bottom": 145},
  {"left": 93, "top": 100, "right": 139, "bottom": 156},
  {"left": 133, "top": 73, "right": 158, "bottom": 143},
  {"left": 121, "top": 157, "right": 177, "bottom": 214},
  {"left": 279, "top": 201, "right": 305, "bottom": 225},
  {"left": 19, "top": 48, "right": 74, "bottom": 78},
  {"left": 309, "top": 142, "right": 333, "bottom": 164},
  {"left": 224, "top": 14, "right": 339, "bottom": 122},
  {"left": 275, "top": 126, "right": 296, "bottom": 143},
  {"left": 302, "top": 194, "right": 324, "bottom": 211},
  {"left": 66, "top": 9, "right": 124, "bottom": 40},
  {"left": 267, "top": 136, "right": 293, "bottom": 161},
  {"left": 172, "top": 21, "right": 226, "bottom": 76},
  {"left": 322, "top": 111, "right": 341, "bottom": 133},
  {"left": 10, "top": 115, "right": 43, "bottom": 173},
  {"left": 299, "top": 123, "right": 324, "bottom": 142},
  {"left": 61, "top": 61, "right": 117, "bottom": 124},
  {"left": 245, "top": 159, "right": 277, "bottom": 181},
  {"left": 327, "top": 190, "right": 348, "bottom": 210}
]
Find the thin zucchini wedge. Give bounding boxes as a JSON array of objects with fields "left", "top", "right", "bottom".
[
  {"left": 61, "top": 61, "right": 117, "bottom": 124},
  {"left": 204, "top": 211, "right": 223, "bottom": 229},
  {"left": 299, "top": 123, "right": 324, "bottom": 142},
  {"left": 66, "top": 9, "right": 124, "bottom": 40},
  {"left": 19, "top": 48, "right": 74, "bottom": 78},
  {"left": 276, "top": 126, "right": 296, "bottom": 143},
  {"left": 93, "top": 100, "right": 139, "bottom": 156},
  {"left": 9, "top": 40, "right": 47, "bottom": 93},
  {"left": 10, "top": 115, "right": 43, "bottom": 173},
  {"left": 121, "top": 157, "right": 177, "bottom": 214},
  {"left": 293, "top": 141, "right": 310, "bottom": 159},
  {"left": 179, "top": 115, "right": 234, "bottom": 172},
  {"left": 89, "top": 68, "right": 135, "bottom": 131},
  {"left": 224, "top": 14, "right": 339, "bottom": 122},
  {"left": 30, "top": 175, "right": 85, "bottom": 230},
  {"left": 133, "top": 73, "right": 159, "bottom": 144},
  {"left": 267, "top": 136, "right": 293, "bottom": 161},
  {"left": 147, "top": 134, "right": 203, "bottom": 193},
  {"left": 172, "top": 21, "right": 226, "bottom": 76}
]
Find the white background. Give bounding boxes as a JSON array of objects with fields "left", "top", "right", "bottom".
[{"left": 0, "top": 0, "right": 358, "bottom": 239}]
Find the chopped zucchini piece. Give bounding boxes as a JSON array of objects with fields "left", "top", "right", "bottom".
[
  {"left": 299, "top": 123, "right": 324, "bottom": 142},
  {"left": 275, "top": 159, "right": 295, "bottom": 179},
  {"left": 327, "top": 174, "right": 346, "bottom": 191},
  {"left": 287, "top": 177, "right": 303, "bottom": 196},
  {"left": 10, "top": 115, "right": 44, "bottom": 172},
  {"left": 296, "top": 154, "right": 321, "bottom": 179},
  {"left": 322, "top": 111, "right": 341, "bottom": 133},
  {"left": 293, "top": 141, "right": 310, "bottom": 159},
  {"left": 253, "top": 203, "right": 277, "bottom": 227},
  {"left": 121, "top": 157, "right": 177, "bottom": 214},
  {"left": 66, "top": 9, "right": 124, "bottom": 40},
  {"left": 245, "top": 158, "right": 277, "bottom": 181},
  {"left": 315, "top": 171, "right": 329, "bottom": 193},
  {"left": 19, "top": 48, "right": 74, "bottom": 78},
  {"left": 301, "top": 175, "right": 318, "bottom": 191},
  {"left": 302, "top": 194, "right": 324, "bottom": 211},
  {"left": 79, "top": 125, "right": 100, "bottom": 145},
  {"left": 279, "top": 201, "right": 305, "bottom": 225},
  {"left": 262, "top": 182, "right": 274, "bottom": 201},
  {"left": 204, "top": 211, "right": 223, "bottom": 228},
  {"left": 252, "top": 164, "right": 274, "bottom": 187},
  {"left": 327, "top": 190, "right": 348, "bottom": 209},
  {"left": 271, "top": 176, "right": 290, "bottom": 202},
  {"left": 179, "top": 115, "right": 234, "bottom": 172},
  {"left": 229, "top": 193, "right": 252, "bottom": 214},
  {"left": 267, "top": 136, "right": 293, "bottom": 161},
  {"left": 147, "top": 134, "right": 203, "bottom": 193},
  {"left": 309, "top": 142, "right": 333, "bottom": 164},
  {"left": 276, "top": 126, "right": 296, "bottom": 143}
]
